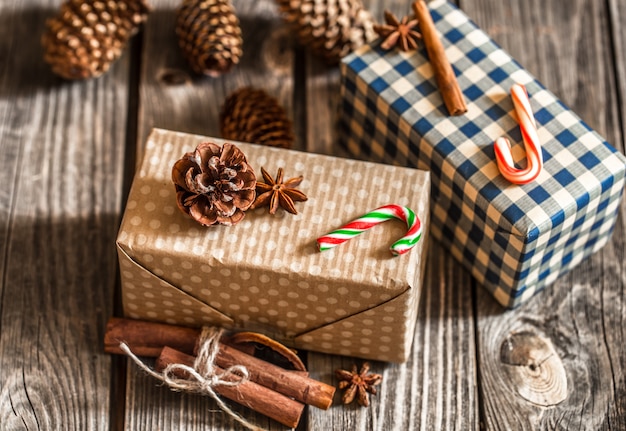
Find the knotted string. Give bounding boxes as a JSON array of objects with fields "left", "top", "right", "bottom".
[{"left": 120, "top": 326, "right": 265, "bottom": 431}]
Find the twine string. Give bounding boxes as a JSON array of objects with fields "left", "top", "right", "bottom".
[{"left": 120, "top": 326, "right": 265, "bottom": 431}]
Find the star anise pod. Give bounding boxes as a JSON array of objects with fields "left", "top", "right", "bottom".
[
  {"left": 252, "top": 167, "right": 307, "bottom": 215},
  {"left": 335, "top": 362, "right": 383, "bottom": 407},
  {"left": 374, "top": 10, "right": 422, "bottom": 51}
]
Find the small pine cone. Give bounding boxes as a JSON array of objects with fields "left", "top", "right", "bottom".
[
  {"left": 42, "top": 0, "right": 150, "bottom": 80},
  {"left": 176, "top": 0, "right": 243, "bottom": 77},
  {"left": 275, "top": 0, "right": 377, "bottom": 64},
  {"left": 172, "top": 142, "right": 256, "bottom": 226},
  {"left": 220, "top": 87, "right": 295, "bottom": 149}
]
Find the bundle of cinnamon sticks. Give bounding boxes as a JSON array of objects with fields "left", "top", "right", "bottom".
[{"left": 104, "top": 317, "right": 335, "bottom": 428}]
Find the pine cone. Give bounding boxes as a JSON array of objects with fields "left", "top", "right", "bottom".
[
  {"left": 176, "top": 0, "right": 243, "bottom": 77},
  {"left": 220, "top": 87, "right": 295, "bottom": 149},
  {"left": 172, "top": 142, "right": 256, "bottom": 226},
  {"left": 275, "top": 0, "right": 377, "bottom": 64},
  {"left": 42, "top": 0, "right": 150, "bottom": 80}
]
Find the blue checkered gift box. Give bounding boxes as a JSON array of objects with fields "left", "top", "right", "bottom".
[{"left": 339, "top": 0, "right": 626, "bottom": 307}]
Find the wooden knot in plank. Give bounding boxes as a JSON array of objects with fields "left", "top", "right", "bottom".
[
  {"left": 261, "top": 27, "right": 293, "bottom": 73},
  {"left": 157, "top": 68, "right": 192, "bottom": 86},
  {"left": 499, "top": 330, "right": 567, "bottom": 407}
]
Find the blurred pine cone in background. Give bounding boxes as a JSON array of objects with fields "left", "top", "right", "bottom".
[
  {"left": 274, "top": 0, "right": 377, "bottom": 64},
  {"left": 176, "top": 0, "right": 243, "bottom": 77},
  {"left": 220, "top": 87, "right": 295, "bottom": 149},
  {"left": 42, "top": 0, "right": 150, "bottom": 80}
]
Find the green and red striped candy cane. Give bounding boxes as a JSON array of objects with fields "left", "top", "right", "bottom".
[{"left": 316, "top": 204, "right": 422, "bottom": 256}]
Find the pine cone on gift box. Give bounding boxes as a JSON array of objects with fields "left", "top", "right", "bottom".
[
  {"left": 220, "top": 87, "right": 295, "bottom": 149},
  {"left": 42, "top": 0, "right": 150, "bottom": 80},
  {"left": 176, "top": 0, "right": 243, "bottom": 77},
  {"left": 172, "top": 142, "right": 256, "bottom": 226},
  {"left": 274, "top": 0, "right": 377, "bottom": 64}
]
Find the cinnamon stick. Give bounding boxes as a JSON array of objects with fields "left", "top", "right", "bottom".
[
  {"left": 156, "top": 347, "right": 304, "bottom": 428},
  {"left": 104, "top": 317, "right": 335, "bottom": 409},
  {"left": 105, "top": 316, "right": 200, "bottom": 357},
  {"left": 216, "top": 343, "right": 336, "bottom": 409},
  {"left": 413, "top": 0, "right": 467, "bottom": 116}
]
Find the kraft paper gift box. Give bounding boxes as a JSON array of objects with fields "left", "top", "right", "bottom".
[
  {"left": 339, "top": 0, "right": 626, "bottom": 308},
  {"left": 116, "top": 128, "right": 430, "bottom": 362}
]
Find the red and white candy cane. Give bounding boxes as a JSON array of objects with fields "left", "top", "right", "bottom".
[
  {"left": 316, "top": 204, "right": 422, "bottom": 256},
  {"left": 494, "top": 84, "right": 543, "bottom": 184}
]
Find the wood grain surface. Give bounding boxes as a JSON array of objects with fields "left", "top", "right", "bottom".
[
  {"left": 0, "top": 0, "right": 129, "bottom": 429},
  {"left": 0, "top": 0, "right": 623, "bottom": 430}
]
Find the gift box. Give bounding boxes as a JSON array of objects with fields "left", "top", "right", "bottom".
[
  {"left": 117, "top": 128, "right": 430, "bottom": 362},
  {"left": 339, "top": 0, "right": 626, "bottom": 308}
]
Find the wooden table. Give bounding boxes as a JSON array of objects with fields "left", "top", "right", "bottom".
[{"left": 1, "top": 0, "right": 624, "bottom": 429}]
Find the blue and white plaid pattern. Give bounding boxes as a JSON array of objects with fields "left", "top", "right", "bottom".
[{"left": 339, "top": 0, "right": 626, "bottom": 307}]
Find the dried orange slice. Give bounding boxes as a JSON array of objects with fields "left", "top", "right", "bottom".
[{"left": 229, "top": 331, "right": 306, "bottom": 372}]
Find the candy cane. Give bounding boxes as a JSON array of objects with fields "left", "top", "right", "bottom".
[
  {"left": 494, "top": 84, "right": 543, "bottom": 185},
  {"left": 316, "top": 204, "right": 422, "bottom": 256}
]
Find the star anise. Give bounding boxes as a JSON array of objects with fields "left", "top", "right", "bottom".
[
  {"left": 335, "top": 362, "right": 383, "bottom": 407},
  {"left": 374, "top": 10, "right": 422, "bottom": 51},
  {"left": 252, "top": 167, "right": 307, "bottom": 215}
]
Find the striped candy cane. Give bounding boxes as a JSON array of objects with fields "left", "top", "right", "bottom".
[
  {"left": 494, "top": 84, "right": 543, "bottom": 185},
  {"left": 316, "top": 204, "right": 422, "bottom": 256}
]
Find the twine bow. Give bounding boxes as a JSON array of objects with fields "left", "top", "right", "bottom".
[{"left": 120, "top": 326, "right": 265, "bottom": 431}]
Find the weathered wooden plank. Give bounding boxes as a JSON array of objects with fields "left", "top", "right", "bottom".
[
  {"left": 304, "top": 3, "right": 478, "bottom": 429},
  {"left": 124, "top": 1, "right": 298, "bottom": 429},
  {"left": 602, "top": 2, "right": 626, "bottom": 429},
  {"left": 607, "top": 0, "right": 626, "bottom": 152},
  {"left": 606, "top": 1, "right": 626, "bottom": 427},
  {"left": 463, "top": 0, "right": 626, "bottom": 428},
  {"left": 0, "top": 0, "right": 131, "bottom": 429}
]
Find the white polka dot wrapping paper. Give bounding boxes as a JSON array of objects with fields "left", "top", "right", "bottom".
[
  {"left": 116, "top": 128, "right": 431, "bottom": 363},
  {"left": 339, "top": 0, "right": 626, "bottom": 308}
]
